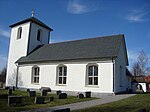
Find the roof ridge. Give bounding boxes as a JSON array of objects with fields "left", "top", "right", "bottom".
[
  {"left": 9, "top": 17, "right": 53, "bottom": 31},
  {"left": 49, "top": 34, "right": 124, "bottom": 45}
]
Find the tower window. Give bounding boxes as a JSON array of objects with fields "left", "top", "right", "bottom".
[
  {"left": 17, "top": 27, "right": 22, "bottom": 39},
  {"left": 37, "top": 29, "right": 42, "bottom": 42}
]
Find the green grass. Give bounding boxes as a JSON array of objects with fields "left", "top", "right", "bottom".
[
  {"left": 72, "top": 93, "right": 150, "bottom": 112},
  {"left": 0, "top": 89, "right": 97, "bottom": 112}
]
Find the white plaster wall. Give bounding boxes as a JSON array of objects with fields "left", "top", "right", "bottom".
[
  {"left": 40, "top": 65, "right": 57, "bottom": 88},
  {"left": 19, "top": 66, "right": 41, "bottom": 89},
  {"left": 18, "top": 61, "right": 114, "bottom": 93},
  {"left": 114, "top": 41, "right": 130, "bottom": 93},
  {"left": 28, "top": 22, "right": 50, "bottom": 53},
  {"left": 6, "top": 22, "right": 30, "bottom": 86},
  {"left": 138, "top": 83, "right": 146, "bottom": 92},
  {"left": 132, "top": 82, "right": 146, "bottom": 92}
]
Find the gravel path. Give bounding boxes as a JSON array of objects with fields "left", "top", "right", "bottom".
[{"left": 23, "top": 94, "right": 135, "bottom": 112}]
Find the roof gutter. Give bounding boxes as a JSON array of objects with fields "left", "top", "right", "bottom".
[
  {"left": 15, "top": 63, "right": 19, "bottom": 88},
  {"left": 16, "top": 56, "right": 117, "bottom": 65}
]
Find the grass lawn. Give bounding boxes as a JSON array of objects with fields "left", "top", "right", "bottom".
[
  {"left": 0, "top": 89, "right": 97, "bottom": 112},
  {"left": 72, "top": 93, "right": 150, "bottom": 112}
]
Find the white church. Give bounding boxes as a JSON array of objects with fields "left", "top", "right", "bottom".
[{"left": 6, "top": 15, "right": 132, "bottom": 95}]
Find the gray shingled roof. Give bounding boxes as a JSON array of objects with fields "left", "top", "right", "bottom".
[
  {"left": 10, "top": 17, "right": 53, "bottom": 31},
  {"left": 16, "top": 34, "right": 128, "bottom": 64}
]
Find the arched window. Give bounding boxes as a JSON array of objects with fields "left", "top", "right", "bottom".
[
  {"left": 37, "top": 29, "right": 42, "bottom": 42},
  {"left": 87, "top": 64, "right": 98, "bottom": 85},
  {"left": 32, "top": 66, "right": 40, "bottom": 84},
  {"left": 17, "top": 27, "right": 22, "bottom": 39},
  {"left": 57, "top": 65, "right": 67, "bottom": 85}
]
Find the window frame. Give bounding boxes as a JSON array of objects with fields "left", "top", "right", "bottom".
[
  {"left": 31, "top": 66, "right": 40, "bottom": 84},
  {"left": 37, "top": 29, "right": 42, "bottom": 42},
  {"left": 56, "top": 65, "right": 67, "bottom": 85},
  {"left": 17, "top": 27, "right": 22, "bottom": 39},
  {"left": 86, "top": 64, "right": 99, "bottom": 86}
]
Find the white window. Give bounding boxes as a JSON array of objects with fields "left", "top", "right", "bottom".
[
  {"left": 57, "top": 65, "right": 67, "bottom": 85},
  {"left": 32, "top": 66, "right": 40, "bottom": 84},
  {"left": 17, "top": 27, "right": 22, "bottom": 39},
  {"left": 87, "top": 64, "right": 98, "bottom": 85},
  {"left": 37, "top": 29, "right": 42, "bottom": 42}
]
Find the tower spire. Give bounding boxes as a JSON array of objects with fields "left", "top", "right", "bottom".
[{"left": 31, "top": 9, "right": 35, "bottom": 17}]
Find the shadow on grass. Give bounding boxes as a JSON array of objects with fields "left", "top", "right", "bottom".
[
  {"left": 115, "top": 91, "right": 150, "bottom": 95},
  {"left": 73, "top": 93, "right": 150, "bottom": 112}
]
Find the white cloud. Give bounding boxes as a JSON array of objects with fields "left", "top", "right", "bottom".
[
  {"left": 0, "top": 28, "right": 10, "bottom": 38},
  {"left": 67, "top": 0, "right": 98, "bottom": 14},
  {"left": 0, "top": 55, "right": 7, "bottom": 71},
  {"left": 49, "top": 35, "right": 66, "bottom": 43},
  {"left": 125, "top": 8, "right": 149, "bottom": 22},
  {"left": 50, "top": 38, "right": 65, "bottom": 43}
]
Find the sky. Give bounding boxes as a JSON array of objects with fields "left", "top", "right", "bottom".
[{"left": 0, "top": 0, "right": 150, "bottom": 71}]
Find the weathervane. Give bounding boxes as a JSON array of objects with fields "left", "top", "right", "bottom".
[{"left": 31, "top": 9, "right": 35, "bottom": 17}]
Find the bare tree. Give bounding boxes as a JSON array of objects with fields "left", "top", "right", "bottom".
[
  {"left": 132, "top": 62, "right": 141, "bottom": 77},
  {"left": 1, "top": 66, "right": 7, "bottom": 76},
  {"left": 7, "top": 69, "right": 16, "bottom": 86},
  {"left": 145, "top": 67, "right": 150, "bottom": 76},
  {"left": 138, "top": 50, "right": 149, "bottom": 76},
  {"left": 7, "top": 69, "right": 23, "bottom": 87},
  {"left": 132, "top": 50, "right": 149, "bottom": 76}
]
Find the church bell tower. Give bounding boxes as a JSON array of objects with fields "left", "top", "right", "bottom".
[{"left": 6, "top": 13, "right": 53, "bottom": 86}]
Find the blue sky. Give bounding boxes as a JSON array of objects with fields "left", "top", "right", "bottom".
[{"left": 0, "top": 0, "right": 150, "bottom": 71}]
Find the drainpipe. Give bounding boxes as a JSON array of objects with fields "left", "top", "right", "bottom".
[
  {"left": 15, "top": 63, "right": 19, "bottom": 88},
  {"left": 112, "top": 58, "right": 115, "bottom": 94}
]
